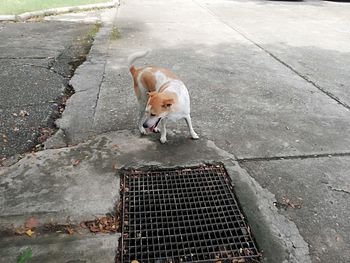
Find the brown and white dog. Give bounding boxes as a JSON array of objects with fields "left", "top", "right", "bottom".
[{"left": 128, "top": 50, "right": 199, "bottom": 143}]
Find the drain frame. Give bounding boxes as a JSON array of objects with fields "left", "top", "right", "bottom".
[{"left": 118, "top": 164, "right": 260, "bottom": 263}]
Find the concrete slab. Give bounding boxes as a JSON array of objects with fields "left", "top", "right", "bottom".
[
  {"left": 0, "top": 233, "right": 118, "bottom": 263},
  {"left": 202, "top": 0, "right": 350, "bottom": 107},
  {"left": 0, "top": 131, "right": 311, "bottom": 262},
  {"left": 241, "top": 156, "right": 350, "bottom": 262},
  {"left": 93, "top": 0, "right": 350, "bottom": 159}
]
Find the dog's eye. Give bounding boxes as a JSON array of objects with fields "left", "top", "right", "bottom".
[{"left": 150, "top": 113, "right": 156, "bottom": 117}]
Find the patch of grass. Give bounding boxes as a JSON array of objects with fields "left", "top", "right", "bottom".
[
  {"left": 77, "top": 22, "right": 101, "bottom": 46},
  {"left": 18, "top": 248, "right": 32, "bottom": 263},
  {"left": 88, "top": 22, "right": 102, "bottom": 38},
  {"left": 0, "top": 0, "right": 108, "bottom": 15},
  {"left": 110, "top": 26, "right": 121, "bottom": 40}
]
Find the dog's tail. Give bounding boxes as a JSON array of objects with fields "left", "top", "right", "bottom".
[{"left": 127, "top": 50, "right": 150, "bottom": 74}]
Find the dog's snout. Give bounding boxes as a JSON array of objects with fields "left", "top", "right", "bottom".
[{"left": 143, "top": 122, "right": 148, "bottom": 128}]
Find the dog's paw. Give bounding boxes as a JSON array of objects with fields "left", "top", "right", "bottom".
[
  {"left": 191, "top": 132, "right": 199, "bottom": 140},
  {"left": 160, "top": 137, "right": 167, "bottom": 144},
  {"left": 139, "top": 127, "right": 147, "bottom": 135}
]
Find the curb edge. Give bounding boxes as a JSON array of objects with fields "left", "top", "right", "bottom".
[{"left": 0, "top": 0, "right": 119, "bottom": 22}]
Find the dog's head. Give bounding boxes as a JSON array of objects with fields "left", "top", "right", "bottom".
[{"left": 143, "top": 91, "right": 175, "bottom": 131}]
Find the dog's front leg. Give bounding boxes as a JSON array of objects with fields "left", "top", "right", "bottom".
[
  {"left": 160, "top": 118, "right": 168, "bottom": 143},
  {"left": 185, "top": 115, "right": 199, "bottom": 140},
  {"left": 138, "top": 107, "right": 147, "bottom": 135}
]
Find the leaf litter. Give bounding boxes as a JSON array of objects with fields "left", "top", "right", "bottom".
[{"left": 84, "top": 202, "right": 122, "bottom": 234}]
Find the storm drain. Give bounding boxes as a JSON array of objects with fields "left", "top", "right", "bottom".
[{"left": 119, "top": 164, "right": 260, "bottom": 263}]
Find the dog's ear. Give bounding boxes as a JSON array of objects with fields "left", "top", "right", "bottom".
[
  {"left": 148, "top": 91, "right": 157, "bottom": 97},
  {"left": 162, "top": 98, "right": 175, "bottom": 108}
]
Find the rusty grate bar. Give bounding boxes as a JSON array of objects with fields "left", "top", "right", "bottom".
[{"left": 118, "top": 164, "right": 260, "bottom": 263}]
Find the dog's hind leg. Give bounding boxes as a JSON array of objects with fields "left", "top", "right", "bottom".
[{"left": 184, "top": 115, "right": 199, "bottom": 140}]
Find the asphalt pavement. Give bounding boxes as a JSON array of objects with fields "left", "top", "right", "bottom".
[
  {"left": 0, "top": 17, "right": 97, "bottom": 163},
  {"left": 0, "top": 0, "right": 350, "bottom": 262}
]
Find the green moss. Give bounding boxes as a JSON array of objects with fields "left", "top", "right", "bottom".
[{"left": 110, "top": 26, "right": 121, "bottom": 40}]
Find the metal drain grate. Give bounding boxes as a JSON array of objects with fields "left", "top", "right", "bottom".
[{"left": 119, "top": 164, "right": 260, "bottom": 263}]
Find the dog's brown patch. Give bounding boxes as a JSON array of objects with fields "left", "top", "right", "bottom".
[
  {"left": 149, "top": 67, "right": 180, "bottom": 80},
  {"left": 148, "top": 91, "right": 177, "bottom": 116},
  {"left": 130, "top": 66, "right": 180, "bottom": 100},
  {"left": 140, "top": 70, "right": 157, "bottom": 92},
  {"left": 130, "top": 65, "right": 141, "bottom": 98}
]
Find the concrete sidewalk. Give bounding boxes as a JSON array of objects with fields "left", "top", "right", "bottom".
[{"left": 1, "top": 0, "right": 350, "bottom": 262}]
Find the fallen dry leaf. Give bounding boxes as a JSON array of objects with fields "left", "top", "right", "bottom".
[
  {"left": 25, "top": 229, "right": 34, "bottom": 237},
  {"left": 85, "top": 216, "right": 119, "bottom": 234},
  {"left": 282, "top": 197, "right": 302, "bottom": 209},
  {"left": 15, "top": 226, "right": 26, "bottom": 235},
  {"left": 25, "top": 218, "right": 38, "bottom": 230},
  {"left": 2, "top": 134, "right": 8, "bottom": 143},
  {"left": 19, "top": 110, "right": 29, "bottom": 117},
  {"left": 72, "top": 159, "right": 81, "bottom": 166},
  {"left": 66, "top": 226, "right": 74, "bottom": 235},
  {"left": 37, "top": 127, "right": 55, "bottom": 143}
]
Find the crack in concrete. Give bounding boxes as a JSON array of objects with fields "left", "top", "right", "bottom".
[
  {"left": 193, "top": 0, "right": 350, "bottom": 111},
  {"left": 92, "top": 60, "right": 107, "bottom": 122},
  {"left": 328, "top": 185, "right": 350, "bottom": 195},
  {"left": 247, "top": 43, "right": 350, "bottom": 111},
  {"left": 237, "top": 152, "right": 350, "bottom": 162},
  {"left": 21, "top": 63, "right": 69, "bottom": 79},
  {"left": 59, "top": 128, "right": 70, "bottom": 147}
]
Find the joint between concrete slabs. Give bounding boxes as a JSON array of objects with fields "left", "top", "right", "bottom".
[
  {"left": 251, "top": 42, "right": 350, "bottom": 111},
  {"left": 237, "top": 151, "right": 350, "bottom": 163},
  {"left": 193, "top": 0, "right": 350, "bottom": 111}
]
